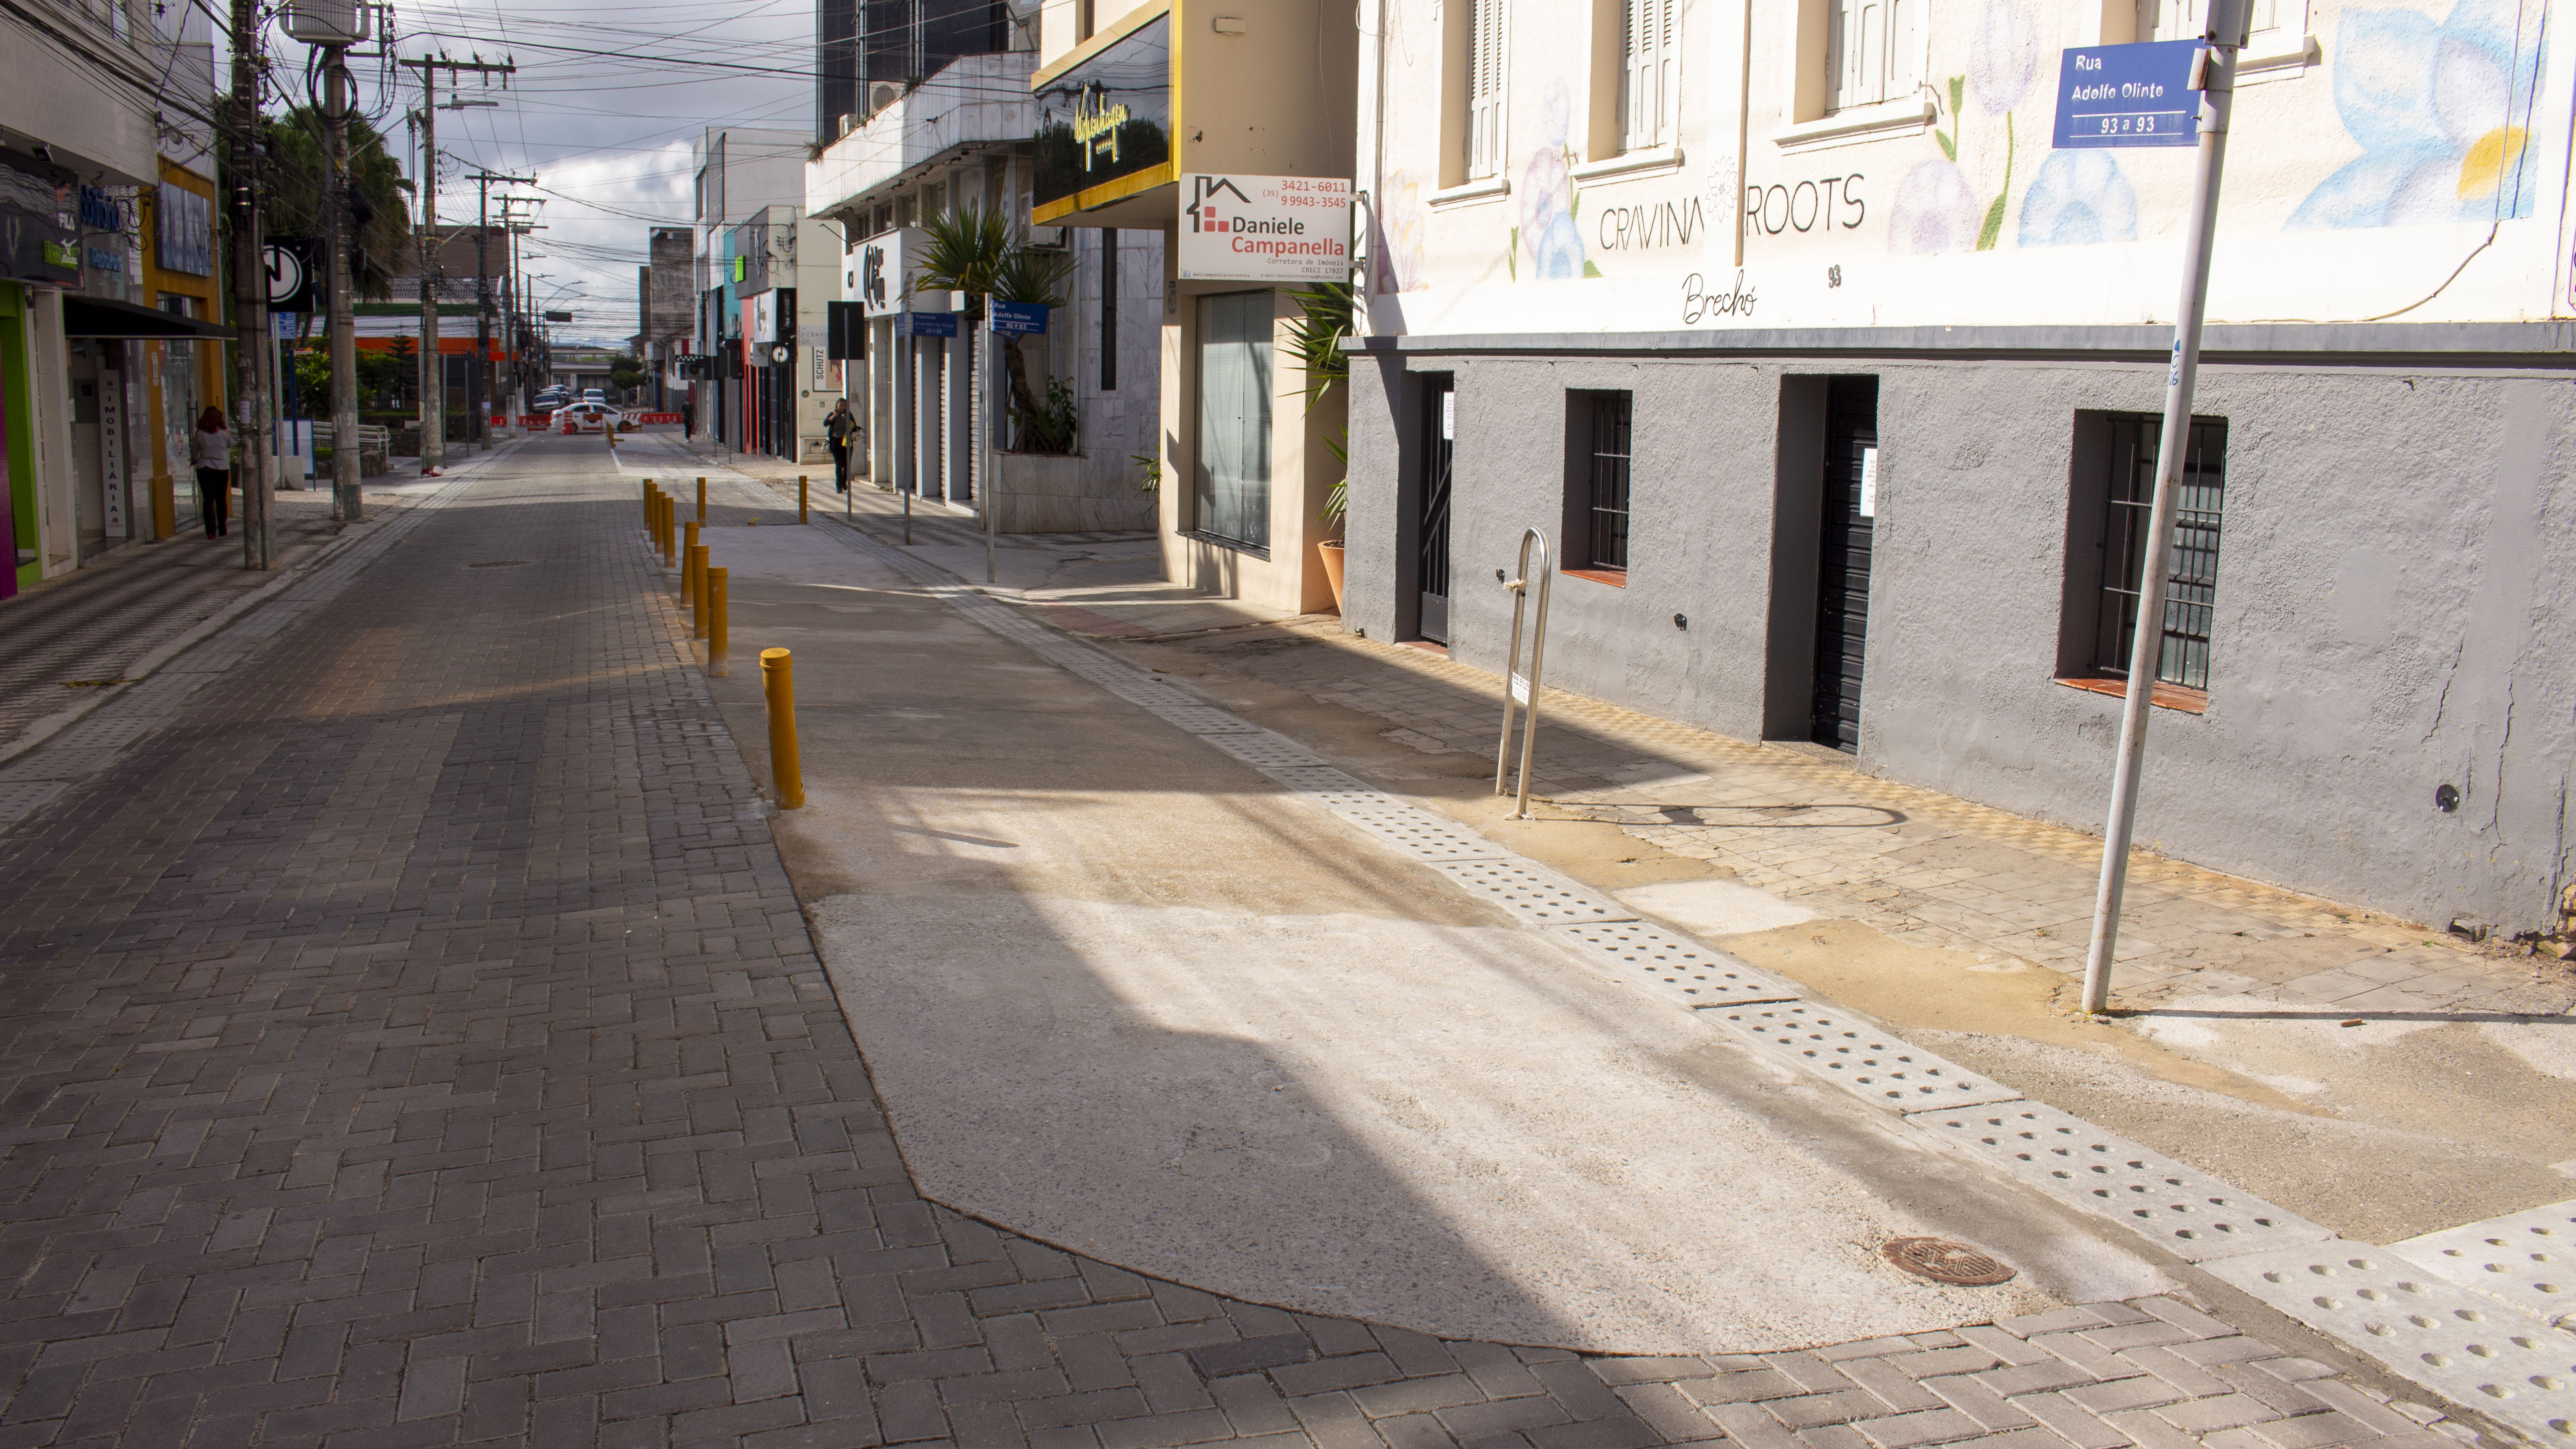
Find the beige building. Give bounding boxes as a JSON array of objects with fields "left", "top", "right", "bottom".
[{"left": 1032, "top": 0, "right": 1356, "bottom": 608}]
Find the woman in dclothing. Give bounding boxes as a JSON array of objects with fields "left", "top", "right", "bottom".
[{"left": 189, "top": 406, "right": 232, "bottom": 537}]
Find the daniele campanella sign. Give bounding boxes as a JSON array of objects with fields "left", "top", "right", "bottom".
[{"left": 1034, "top": 13, "right": 1172, "bottom": 221}]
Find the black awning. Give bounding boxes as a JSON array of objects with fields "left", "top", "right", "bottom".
[{"left": 63, "top": 295, "right": 235, "bottom": 340}]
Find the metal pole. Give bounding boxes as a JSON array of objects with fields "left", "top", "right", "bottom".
[
  {"left": 982, "top": 296, "right": 996, "bottom": 585},
  {"left": 324, "top": 51, "right": 362, "bottom": 523},
  {"left": 475, "top": 175, "right": 489, "bottom": 445},
  {"left": 1493, "top": 528, "right": 1554, "bottom": 820},
  {"left": 2080, "top": 6, "right": 2246, "bottom": 1015},
  {"left": 226, "top": 0, "right": 274, "bottom": 569}
]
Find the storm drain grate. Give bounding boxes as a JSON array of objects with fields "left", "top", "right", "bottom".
[
  {"left": 1882, "top": 1237, "right": 2015, "bottom": 1286},
  {"left": 1544, "top": 920, "right": 1802, "bottom": 1008},
  {"left": 1155, "top": 707, "right": 1268, "bottom": 735},
  {"left": 1911, "top": 1102, "right": 2333, "bottom": 1262},
  {"left": 1708, "top": 1004, "right": 2024, "bottom": 1111},
  {"left": 2205, "top": 1245, "right": 2576, "bottom": 1445},
  {"left": 2394, "top": 1202, "right": 2576, "bottom": 1329},
  {"left": 1322, "top": 804, "right": 1506, "bottom": 862},
  {"left": 1202, "top": 732, "right": 1329, "bottom": 769},
  {"left": 1426, "top": 859, "right": 1635, "bottom": 925}
]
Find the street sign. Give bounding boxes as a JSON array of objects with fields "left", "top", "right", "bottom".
[
  {"left": 988, "top": 300, "right": 1047, "bottom": 336},
  {"left": 898, "top": 311, "right": 957, "bottom": 338},
  {"left": 2053, "top": 41, "right": 2202, "bottom": 148},
  {"left": 262, "top": 238, "right": 323, "bottom": 311},
  {"left": 1177, "top": 174, "right": 1352, "bottom": 283}
]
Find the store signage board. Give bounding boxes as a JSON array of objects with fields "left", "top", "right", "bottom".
[
  {"left": 1177, "top": 174, "right": 1353, "bottom": 283},
  {"left": 1033, "top": 14, "right": 1172, "bottom": 213},
  {"left": 857, "top": 227, "right": 929, "bottom": 318},
  {"left": 988, "top": 300, "right": 1048, "bottom": 336},
  {"left": 2053, "top": 41, "right": 2202, "bottom": 148}
]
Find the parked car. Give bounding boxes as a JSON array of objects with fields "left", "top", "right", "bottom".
[
  {"left": 582, "top": 389, "right": 606, "bottom": 404},
  {"left": 555, "top": 402, "right": 624, "bottom": 434}
]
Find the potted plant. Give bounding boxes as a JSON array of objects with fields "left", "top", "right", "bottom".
[{"left": 1290, "top": 282, "right": 1355, "bottom": 613}]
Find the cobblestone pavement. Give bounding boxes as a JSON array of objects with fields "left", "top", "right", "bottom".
[
  {"left": 0, "top": 439, "right": 2504, "bottom": 1448},
  {"left": 0, "top": 484, "right": 434, "bottom": 756},
  {"left": 1103, "top": 620, "right": 2571, "bottom": 1020}
]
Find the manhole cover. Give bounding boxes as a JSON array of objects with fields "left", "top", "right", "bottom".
[
  {"left": 467, "top": 560, "right": 534, "bottom": 569},
  {"left": 1882, "top": 1237, "right": 2015, "bottom": 1285}
]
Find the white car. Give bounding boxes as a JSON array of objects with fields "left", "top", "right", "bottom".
[
  {"left": 555, "top": 402, "right": 624, "bottom": 434},
  {"left": 582, "top": 389, "right": 607, "bottom": 404}
]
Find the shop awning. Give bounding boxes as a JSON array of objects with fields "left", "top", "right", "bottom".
[{"left": 62, "top": 295, "right": 235, "bottom": 340}]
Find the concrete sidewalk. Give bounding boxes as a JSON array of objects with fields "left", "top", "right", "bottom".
[{"left": 670, "top": 453, "right": 2566, "bottom": 1444}]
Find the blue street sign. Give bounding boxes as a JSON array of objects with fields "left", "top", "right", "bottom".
[
  {"left": 988, "top": 300, "right": 1048, "bottom": 336},
  {"left": 899, "top": 311, "right": 958, "bottom": 338},
  {"left": 2052, "top": 40, "right": 2201, "bottom": 148}
]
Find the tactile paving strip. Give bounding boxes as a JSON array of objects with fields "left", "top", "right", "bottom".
[
  {"left": 1544, "top": 920, "right": 1802, "bottom": 1008},
  {"left": 2394, "top": 1202, "right": 2576, "bottom": 1329},
  {"left": 1707, "top": 1004, "right": 2025, "bottom": 1111},
  {"left": 1265, "top": 773, "right": 1385, "bottom": 808},
  {"left": 2205, "top": 1244, "right": 2576, "bottom": 1444},
  {"left": 1911, "top": 1102, "right": 2332, "bottom": 1262},
  {"left": 1202, "top": 732, "right": 1329, "bottom": 769},
  {"left": 1321, "top": 804, "right": 1507, "bottom": 863},
  {"left": 1426, "top": 859, "right": 1635, "bottom": 925},
  {"left": 1154, "top": 707, "right": 1269, "bottom": 735}
]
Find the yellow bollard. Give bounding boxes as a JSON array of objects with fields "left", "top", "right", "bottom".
[
  {"left": 708, "top": 566, "right": 729, "bottom": 677},
  {"left": 761, "top": 648, "right": 804, "bottom": 809},
  {"left": 799, "top": 476, "right": 809, "bottom": 525},
  {"left": 689, "top": 543, "right": 709, "bottom": 638},
  {"left": 682, "top": 520, "right": 700, "bottom": 602},
  {"left": 696, "top": 477, "right": 707, "bottom": 524},
  {"left": 648, "top": 488, "right": 661, "bottom": 551}
]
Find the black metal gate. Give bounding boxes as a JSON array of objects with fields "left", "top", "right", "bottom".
[
  {"left": 1417, "top": 377, "right": 1454, "bottom": 644},
  {"left": 1809, "top": 377, "right": 1878, "bottom": 752}
]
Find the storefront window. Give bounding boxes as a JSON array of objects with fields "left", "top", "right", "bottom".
[{"left": 1194, "top": 291, "right": 1272, "bottom": 549}]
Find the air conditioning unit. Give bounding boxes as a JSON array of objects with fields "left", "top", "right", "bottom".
[
  {"left": 285, "top": 0, "right": 368, "bottom": 44},
  {"left": 1023, "top": 226, "right": 1067, "bottom": 250},
  {"left": 836, "top": 113, "right": 858, "bottom": 139},
  {"left": 868, "top": 82, "right": 902, "bottom": 116}
]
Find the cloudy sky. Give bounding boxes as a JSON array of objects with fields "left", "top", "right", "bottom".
[{"left": 344, "top": 0, "right": 814, "bottom": 344}]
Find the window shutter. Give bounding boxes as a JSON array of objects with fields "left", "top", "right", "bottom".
[
  {"left": 1621, "top": 0, "right": 1674, "bottom": 150},
  {"left": 1467, "top": 0, "right": 1506, "bottom": 178}
]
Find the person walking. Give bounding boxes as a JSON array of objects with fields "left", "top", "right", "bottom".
[
  {"left": 682, "top": 399, "right": 696, "bottom": 441},
  {"left": 825, "top": 397, "right": 857, "bottom": 492},
  {"left": 189, "top": 406, "right": 232, "bottom": 538}
]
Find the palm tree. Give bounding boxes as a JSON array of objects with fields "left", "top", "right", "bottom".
[{"left": 911, "top": 205, "right": 1077, "bottom": 452}]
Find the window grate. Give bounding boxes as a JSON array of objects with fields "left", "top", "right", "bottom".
[
  {"left": 2097, "top": 415, "right": 2224, "bottom": 691},
  {"left": 1587, "top": 392, "right": 1632, "bottom": 571}
]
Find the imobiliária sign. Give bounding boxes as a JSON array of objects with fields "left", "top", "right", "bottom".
[{"left": 1177, "top": 175, "right": 1351, "bottom": 284}]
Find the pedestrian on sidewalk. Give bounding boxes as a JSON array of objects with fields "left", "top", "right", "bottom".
[
  {"left": 682, "top": 400, "right": 696, "bottom": 440},
  {"left": 189, "top": 407, "right": 231, "bottom": 538},
  {"left": 825, "top": 398, "right": 856, "bottom": 492}
]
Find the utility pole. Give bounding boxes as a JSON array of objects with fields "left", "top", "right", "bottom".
[
  {"left": 322, "top": 49, "right": 361, "bottom": 523},
  {"left": 467, "top": 169, "right": 534, "bottom": 446},
  {"left": 397, "top": 55, "right": 512, "bottom": 468},
  {"left": 226, "top": 0, "right": 275, "bottom": 568},
  {"left": 2080, "top": 0, "right": 2251, "bottom": 1014}
]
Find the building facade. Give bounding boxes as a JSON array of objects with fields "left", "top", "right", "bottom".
[
  {"left": 691, "top": 128, "right": 807, "bottom": 448},
  {"left": 1339, "top": 0, "right": 2574, "bottom": 936}
]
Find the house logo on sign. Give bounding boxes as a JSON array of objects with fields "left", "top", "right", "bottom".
[{"left": 1184, "top": 176, "right": 1250, "bottom": 234}]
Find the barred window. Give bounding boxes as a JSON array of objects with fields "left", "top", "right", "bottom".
[{"left": 2095, "top": 415, "right": 2225, "bottom": 691}]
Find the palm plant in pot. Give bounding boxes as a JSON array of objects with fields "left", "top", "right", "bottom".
[
  {"left": 911, "top": 205, "right": 1081, "bottom": 453},
  {"left": 1289, "top": 281, "right": 1355, "bottom": 611}
]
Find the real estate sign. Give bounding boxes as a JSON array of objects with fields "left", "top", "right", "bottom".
[{"left": 1176, "top": 175, "right": 1352, "bottom": 284}]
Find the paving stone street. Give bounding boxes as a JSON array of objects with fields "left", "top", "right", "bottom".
[{"left": 0, "top": 439, "right": 2531, "bottom": 1449}]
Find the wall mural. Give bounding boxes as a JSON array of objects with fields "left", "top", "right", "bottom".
[
  {"left": 1511, "top": 81, "right": 1596, "bottom": 280},
  {"left": 1891, "top": 0, "right": 2043, "bottom": 253},
  {"left": 2289, "top": 0, "right": 2548, "bottom": 229}
]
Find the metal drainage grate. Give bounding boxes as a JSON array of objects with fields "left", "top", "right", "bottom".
[
  {"left": 1323, "top": 805, "right": 1505, "bottom": 862},
  {"left": 1911, "top": 1102, "right": 2332, "bottom": 1262},
  {"left": 1426, "top": 859, "right": 1635, "bottom": 926},
  {"left": 1708, "top": 1005, "right": 2025, "bottom": 1112},
  {"left": 2205, "top": 1245, "right": 2576, "bottom": 1445},
  {"left": 1882, "top": 1237, "right": 2015, "bottom": 1286},
  {"left": 1202, "top": 732, "right": 1329, "bottom": 769},
  {"left": 1155, "top": 708, "right": 1268, "bottom": 736},
  {"left": 1545, "top": 921, "right": 1802, "bottom": 1008},
  {"left": 2394, "top": 1202, "right": 2576, "bottom": 1329}
]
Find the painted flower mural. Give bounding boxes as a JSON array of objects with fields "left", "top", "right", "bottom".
[
  {"left": 1509, "top": 80, "right": 1593, "bottom": 281},
  {"left": 2018, "top": 151, "right": 2140, "bottom": 246},
  {"left": 2289, "top": 0, "right": 2547, "bottom": 229},
  {"left": 1888, "top": 161, "right": 1981, "bottom": 253},
  {"left": 1895, "top": 0, "right": 2040, "bottom": 254},
  {"left": 1373, "top": 169, "right": 1427, "bottom": 293}
]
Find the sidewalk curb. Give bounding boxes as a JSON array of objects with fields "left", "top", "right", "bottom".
[{"left": 0, "top": 440, "right": 525, "bottom": 775}]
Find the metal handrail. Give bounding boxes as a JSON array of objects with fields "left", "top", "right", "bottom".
[{"left": 1493, "top": 527, "right": 1554, "bottom": 819}]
